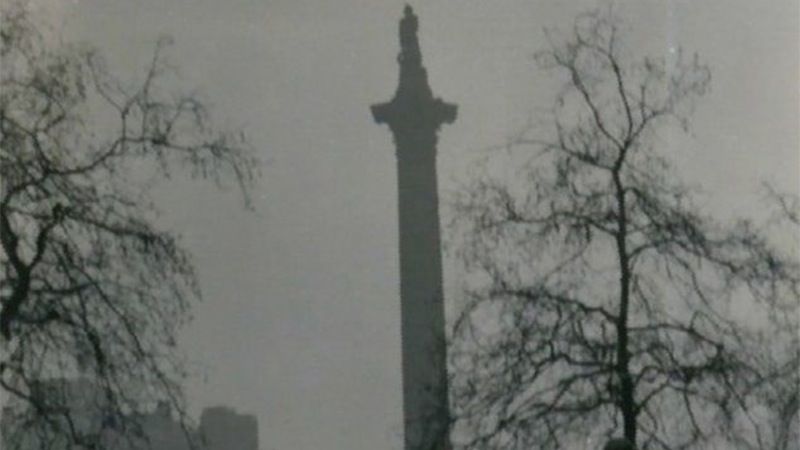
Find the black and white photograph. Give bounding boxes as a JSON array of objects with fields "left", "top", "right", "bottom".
[{"left": 1, "top": 1, "right": 798, "bottom": 449}]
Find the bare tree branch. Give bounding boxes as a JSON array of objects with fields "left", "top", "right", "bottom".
[{"left": 449, "top": 7, "right": 797, "bottom": 450}]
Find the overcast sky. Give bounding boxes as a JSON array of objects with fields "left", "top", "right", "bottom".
[{"left": 32, "top": 0, "right": 800, "bottom": 448}]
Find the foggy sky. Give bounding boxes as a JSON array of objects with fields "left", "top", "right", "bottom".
[{"left": 36, "top": 0, "right": 800, "bottom": 448}]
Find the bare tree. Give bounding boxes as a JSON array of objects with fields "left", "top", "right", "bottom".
[
  {"left": 0, "top": 2, "right": 258, "bottom": 448},
  {"left": 448, "top": 8, "right": 798, "bottom": 450}
]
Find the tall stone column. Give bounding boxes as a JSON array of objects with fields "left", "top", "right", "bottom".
[{"left": 371, "top": 6, "right": 456, "bottom": 450}]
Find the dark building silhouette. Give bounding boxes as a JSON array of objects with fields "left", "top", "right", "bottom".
[
  {"left": 199, "top": 406, "right": 258, "bottom": 450},
  {"left": 0, "top": 377, "right": 258, "bottom": 450},
  {"left": 371, "top": 6, "right": 456, "bottom": 450},
  {"left": 604, "top": 437, "right": 636, "bottom": 450}
]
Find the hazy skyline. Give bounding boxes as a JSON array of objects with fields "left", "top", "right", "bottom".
[{"left": 31, "top": 0, "right": 800, "bottom": 448}]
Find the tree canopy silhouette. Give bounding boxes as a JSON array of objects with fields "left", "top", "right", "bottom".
[
  {"left": 0, "top": 2, "right": 258, "bottom": 448},
  {"left": 448, "top": 8, "right": 799, "bottom": 450}
]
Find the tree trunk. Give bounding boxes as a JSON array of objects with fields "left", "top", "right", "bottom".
[{"left": 613, "top": 167, "right": 637, "bottom": 446}]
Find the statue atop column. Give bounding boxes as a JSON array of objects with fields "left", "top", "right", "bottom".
[
  {"left": 372, "top": 6, "right": 456, "bottom": 143},
  {"left": 399, "top": 5, "right": 421, "bottom": 66}
]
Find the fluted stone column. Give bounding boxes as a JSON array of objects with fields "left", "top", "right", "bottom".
[{"left": 371, "top": 6, "right": 456, "bottom": 449}]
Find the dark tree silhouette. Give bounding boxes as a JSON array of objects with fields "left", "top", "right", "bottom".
[
  {"left": 448, "top": 8, "right": 798, "bottom": 450},
  {"left": 0, "top": 2, "right": 258, "bottom": 448}
]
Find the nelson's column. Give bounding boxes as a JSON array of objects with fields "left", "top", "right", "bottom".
[{"left": 371, "top": 6, "right": 456, "bottom": 450}]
